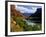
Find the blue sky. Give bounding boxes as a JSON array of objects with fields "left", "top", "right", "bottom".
[{"left": 15, "top": 5, "right": 41, "bottom": 14}]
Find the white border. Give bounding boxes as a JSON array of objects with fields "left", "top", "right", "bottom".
[{"left": 8, "top": 2, "right": 44, "bottom": 35}]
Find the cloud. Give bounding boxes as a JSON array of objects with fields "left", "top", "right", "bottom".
[{"left": 15, "top": 5, "right": 39, "bottom": 13}]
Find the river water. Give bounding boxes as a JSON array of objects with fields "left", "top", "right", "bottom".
[{"left": 23, "top": 19, "right": 36, "bottom": 26}]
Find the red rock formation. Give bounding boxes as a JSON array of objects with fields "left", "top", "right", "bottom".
[{"left": 10, "top": 5, "right": 28, "bottom": 19}]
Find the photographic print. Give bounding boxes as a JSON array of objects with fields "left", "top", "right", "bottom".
[
  {"left": 10, "top": 3, "right": 42, "bottom": 32},
  {"left": 5, "top": 1, "right": 45, "bottom": 36}
]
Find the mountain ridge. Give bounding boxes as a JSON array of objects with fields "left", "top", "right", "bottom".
[{"left": 11, "top": 5, "right": 29, "bottom": 19}]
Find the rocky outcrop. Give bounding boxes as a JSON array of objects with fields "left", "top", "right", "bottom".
[{"left": 10, "top": 5, "right": 29, "bottom": 19}]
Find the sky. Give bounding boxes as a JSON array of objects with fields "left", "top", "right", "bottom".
[{"left": 15, "top": 5, "right": 42, "bottom": 14}]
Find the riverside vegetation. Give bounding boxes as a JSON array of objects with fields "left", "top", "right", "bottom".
[{"left": 10, "top": 5, "right": 42, "bottom": 32}]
